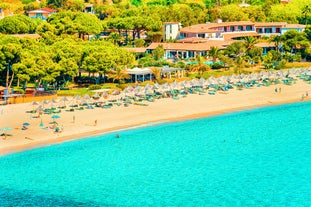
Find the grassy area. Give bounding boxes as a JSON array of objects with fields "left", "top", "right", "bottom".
[
  {"left": 57, "top": 88, "right": 90, "bottom": 96},
  {"left": 283, "top": 62, "right": 311, "bottom": 69}
]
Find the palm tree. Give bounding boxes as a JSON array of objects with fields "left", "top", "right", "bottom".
[
  {"left": 208, "top": 46, "right": 221, "bottom": 64},
  {"left": 269, "top": 35, "right": 283, "bottom": 53},
  {"left": 302, "top": 6, "right": 311, "bottom": 25},
  {"left": 190, "top": 55, "right": 210, "bottom": 75},
  {"left": 108, "top": 67, "right": 130, "bottom": 84},
  {"left": 150, "top": 67, "right": 161, "bottom": 81},
  {"left": 244, "top": 36, "right": 258, "bottom": 53}
]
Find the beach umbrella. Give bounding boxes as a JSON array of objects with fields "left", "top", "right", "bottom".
[
  {"left": 51, "top": 114, "right": 60, "bottom": 123},
  {"left": 2, "top": 127, "right": 12, "bottom": 132},
  {"left": 49, "top": 98, "right": 58, "bottom": 108},
  {"left": 30, "top": 101, "right": 39, "bottom": 111},
  {"left": 111, "top": 90, "right": 120, "bottom": 95},
  {"left": 1, "top": 127, "right": 12, "bottom": 139},
  {"left": 92, "top": 92, "right": 100, "bottom": 99},
  {"left": 39, "top": 119, "right": 44, "bottom": 127},
  {"left": 60, "top": 96, "right": 70, "bottom": 106},
  {"left": 23, "top": 122, "right": 30, "bottom": 127}
]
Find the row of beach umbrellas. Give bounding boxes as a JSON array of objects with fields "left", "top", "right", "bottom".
[{"left": 27, "top": 67, "right": 311, "bottom": 111}]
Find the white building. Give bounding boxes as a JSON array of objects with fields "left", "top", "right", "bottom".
[{"left": 163, "top": 22, "right": 181, "bottom": 41}]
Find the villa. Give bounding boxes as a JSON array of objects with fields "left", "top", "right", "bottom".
[
  {"left": 145, "top": 20, "right": 306, "bottom": 60},
  {"left": 28, "top": 8, "right": 57, "bottom": 20}
]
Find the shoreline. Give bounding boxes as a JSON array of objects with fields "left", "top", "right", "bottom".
[{"left": 1, "top": 80, "right": 310, "bottom": 156}]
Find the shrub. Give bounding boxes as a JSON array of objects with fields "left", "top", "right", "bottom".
[
  {"left": 13, "top": 88, "right": 25, "bottom": 94},
  {"left": 88, "top": 84, "right": 102, "bottom": 90}
]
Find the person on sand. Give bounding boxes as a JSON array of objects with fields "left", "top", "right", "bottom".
[
  {"left": 73, "top": 115, "right": 75, "bottom": 123},
  {"left": 279, "top": 87, "right": 281, "bottom": 93},
  {"left": 306, "top": 91, "right": 308, "bottom": 97},
  {"left": 275, "top": 88, "right": 278, "bottom": 93},
  {"left": 94, "top": 120, "right": 97, "bottom": 126},
  {"left": 54, "top": 126, "right": 60, "bottom": 133},
  {"left": 301, "top": 94, "right": 305, "bottom": 101}
]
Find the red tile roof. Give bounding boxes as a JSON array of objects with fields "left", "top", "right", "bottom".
[
  {"left": 284, "top": 24, "right": 306, "bottom": 29},
  {"left": 9, "top": 34, "right": 41, "bottom": 38},
  {"left": 123, "top": 47, "right": 146, "bottom": 53},
  {"left": 177, "top": 37, "right": 209, "bottom": 43},
  {"left": 255, "top": 42, "right": 275, "bottom": 48},
  {"left": 180, "top": 21, "right": 254, "bottom": 33},
  {"left": 147, "top": 40, "right": 232, "bottom": 51},
  {"left": 222, "top": 32, "right": 259, "bottom": 40},
  {"left": 28, "top": 8, "right": 57, "bottom": 14},
  {"left": 255, "top": 22, "right": 287, "bottom": 27}
]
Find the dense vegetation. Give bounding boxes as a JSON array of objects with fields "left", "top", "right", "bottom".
[{"left": 0, "top": 0, "right": 311, "bottom": 91}]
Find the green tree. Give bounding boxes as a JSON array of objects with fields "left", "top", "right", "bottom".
[
  {"left": 302, "top": 5, "right": 311, "bottom": 25},
  {"left": 282, "top": 30, "right": 310, "bottom": 54},
  {"left": 0, "top": 15, "right": 38, "bottom": 34},
  {"left": 269, "top": 35, "right": 283, "bottom": 52},
  {"left": 190, "top": 55, "right": 210, "bottom": 75},
  {"left": 108, "top": 67, "right": 130, "bottom": 84},
  {"left": 0, "top": 43, "right": 22, "bottom": 88},
  {"left": 225, "top": 41, "right": 246, "bottom": 58},
  {"left": 262, "top": 51, "right": 274, "bottom": 69},
  {"left": 152, "top": 44, "right": 165, "bottom": 60},
  {"left": 244, "top": 36, "right": 258, "bottom": 54},
  {"left": 208, "top": 46, "right": 221, "bottom": 64},
  {"left": 109, "top": 32, "right": 122, "bottom": 45},
  {"left": 219, "top": 5, "right": 248, "bottom": 21}
]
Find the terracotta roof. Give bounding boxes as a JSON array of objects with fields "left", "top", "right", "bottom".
[
  {"left": 284, "top": 24, "right": 306, "bottom": 29},
  {"left": 222, "top": 32, "right": 259, "bottom": 40},
  {"left": 255, "top": 22, "right": 287, "bottom": 27},
  {"left": 180, "top": 27, "right": 219, "bottom": 34},
  {"left": 163, "top": 22, "right": 180, "bottom": 24},
  {"left": 147, "top": 40, "right": 231, "bottom": 51},
  {"left": 9, "top": 34, "right": 41, "bottom": 38},
  {"left": 177, "top": 37, "right": 209, "bottom": 43},
  {"left": 123, "top": 47, "right": 146, "bottom": 53},
  {"left": 28, "top": 8, "right": 57, "bottom": 14},
  {"left": 255, "top": 42, "right": 276, "bottom": 47},
  {"left": 180, "top": 21, "right": 254, "bottom": 33}
]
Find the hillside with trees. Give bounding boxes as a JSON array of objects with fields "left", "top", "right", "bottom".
[{"left": 0, "top": 0, "right": 311, "bottom": 91}]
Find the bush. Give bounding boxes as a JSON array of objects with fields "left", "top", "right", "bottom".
[
  {"left": 13, "top": 88, "right": 25, "bottom": 94},
  {"left": 88, "top": 84, "right": 102, "bottom": 90},
  {"left": 211, "top": 63, "right": 223, "bottom": 69}
]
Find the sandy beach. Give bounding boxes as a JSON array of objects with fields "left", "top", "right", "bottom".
[{"left": 1, "top": 79, "right": 310, "bottom": 156}]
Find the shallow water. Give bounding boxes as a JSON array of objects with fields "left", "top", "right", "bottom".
[{"left": 0, "top": 102, "right": 310, "bottom": 206}]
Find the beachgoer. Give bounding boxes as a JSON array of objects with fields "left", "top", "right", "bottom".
[
  {"left": 306, "top": 91, "right": 308, "bottom": 97},
  {"left": 274, "top": 88, "right": 278, "bottom": 93},
  {"left": 116, "top": 134, "right": 120, "bottom": 138},
  {"left": 279, "top": 87, "right": 281, "bottom": 93},
  {"left": 55, "top": 126, "right": 60, "bottom": 133},
  {"left": 95, "top": 120, "right": 97, "bottom": 126},
  {"left": 301, "top": 94, "right": 305, "bottom": 101},
  {"left": 73, "top": 115, "right": 75, "bottom": 123}
]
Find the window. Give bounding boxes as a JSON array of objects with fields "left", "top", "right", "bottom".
[
  {"left": 246, "top": 26, "right": 252, "bottom": 31},
  {"left": 276, "top": 28, "right": 280, "bottom": 33}
]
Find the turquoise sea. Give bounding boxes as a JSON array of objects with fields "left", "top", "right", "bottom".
[{"left": 0, "top": 101, "right": 311, "bottom": 206}]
